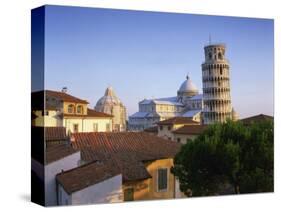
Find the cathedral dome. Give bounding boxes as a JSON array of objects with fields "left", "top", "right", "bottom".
[
  {"left": 177, "top": 74, "right": 199, "bottom": 97},
  {"left": 96, "top": 86, "right": 121, "bottom": 107}
]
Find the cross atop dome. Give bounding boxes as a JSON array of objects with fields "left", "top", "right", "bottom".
[
  {"left": 177, "top": 74, "right": 199, "bottom": 98},
  {"left": 186, "top": 72, "right": 190, "bottom": 80}
]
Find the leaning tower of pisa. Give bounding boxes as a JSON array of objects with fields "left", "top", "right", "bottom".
[{"left": 202, "top": 43, "right": 232, "bottom": 124}]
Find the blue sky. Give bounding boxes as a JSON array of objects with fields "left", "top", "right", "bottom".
[{"left": 43, "top": 5, "right": 274, "bottom": 118}]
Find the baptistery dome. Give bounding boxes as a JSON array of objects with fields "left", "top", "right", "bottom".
[
  {"left": 95, "top": 86, "right": 127, "bottom": 132},
  {"left": 96, "top": 87, "right": 121, "bottom": 107}
]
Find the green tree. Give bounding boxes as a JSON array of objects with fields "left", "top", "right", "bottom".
[{"left": 171, "top": 119, "right": 273, "bottom": 196}]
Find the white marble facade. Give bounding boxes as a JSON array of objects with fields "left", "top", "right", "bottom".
[{"left": 129, "top": 75, "right": 203, "bottom": 131}]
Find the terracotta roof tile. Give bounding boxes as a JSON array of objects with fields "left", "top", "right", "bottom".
[
  {"left": 56, "top": 160, "right": 121, "bottom": 194},
  {"left": 70, "top": 132, "right": 181, "bottom": 182},
  {"left": 173, "top": 125, "right": 207, "bottom": 135},
  {"left": 46, "top": 90, "right": 89, "bottom": 104},
  {"left": 157, "top": 117, "right": 200, "bottom": 125},
  {"left": 240, "top": 114, "right": 273, "bottom": 125},
  {"left": 144, "top": 126, "right": 158, "bottom": 133},
  {"left": 45, "top": 127, "right": 67, "bottom": 142},
  {"left": 46, "top": 144, "right": 79, "bottom": 165},
  {"left": 32, "top": 90, "right": 89, "bottom": 105}
]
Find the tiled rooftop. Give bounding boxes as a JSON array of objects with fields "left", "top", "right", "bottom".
[
  {"left": 45, "top": 127, "right": 67, "bottom": 142},
  {"left": 56, "top": 160, "right": 121, "bottom": 194},
  {"left": 240, "top": 114, "right": 273, "bottom": 125},
  {"left": 46, "top": 144, "right": 79, "bottom": 165},
  {"left": 70, "top": 132, "right": 181, "bottom": 182},
  {"left": 173, "top": 124, "right": 207, "bottom": 135},
  {"left": 157, "top": 117, "right": 200, "bottom": 125}
]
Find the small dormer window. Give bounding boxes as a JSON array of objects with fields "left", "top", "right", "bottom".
[
  {"left": 68, "top": 104, "right": 75, "bottom": 114},
  {"left": 77, "top": 105, "right": 83, "bottom": 114}
]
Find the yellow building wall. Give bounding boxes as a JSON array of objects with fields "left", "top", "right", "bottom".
[
  {"left": 63, "top": 118, "right": 112, "bottom": 133},
  {"left": 32, "top": 108, "right": 113, "bottom": 133},
  {"left": 123, "top": 158, "right": 185, "bottom": 201}
]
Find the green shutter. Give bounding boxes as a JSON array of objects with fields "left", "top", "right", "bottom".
[
  {"left": 158, "top": 169, "right": 168, "bottom": 191},
  {"left": 124, "top": 188, "right": 134, "bottom": 201}
]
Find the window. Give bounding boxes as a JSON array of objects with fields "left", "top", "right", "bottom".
[
  {"left": 114, "top": 124, "right": 121, "bottom": 132},
  {"left": 220, "top": 67, "right": 223, "bottom": 75},
  {"left": 93, "top": 123, "right": 98, "bottom": 132},
  {"left": 77, "top": 105, "right": 83, "bottom": 114},
  {"left": 157, "top": 168, "right": 168, "bottom": 191},
  {"left": 177, "top": 138, "right": 181, "bottom": 143},
  {"left": 68, "top": 104, "right": 74, "bottom": 114},
  {"left": 168, "top": 126, "right": 171, "bottom": 131},
  {"left": 160, "top": 126, "right": 163, "bottom": 131},
  {"left": 106, "top": 123, "right": 111, "bottom": 132},
  {"left": 208, "top": 52, "right": 212, "bottom": 60},
  {"left": 124, "top": 188, "right": 134, "bottom": 201},
  {"left": 73, "top": 124, "right": 79, "bottom": 133},
  {"left": 218, "top": 52, "right": 222, "bottom": 60}
]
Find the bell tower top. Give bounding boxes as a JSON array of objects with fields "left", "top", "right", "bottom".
[{"left": 204, "top": 43, "right": 226, "bottom": 62}]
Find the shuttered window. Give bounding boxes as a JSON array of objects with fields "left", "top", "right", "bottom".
[
  {"left": 93, "top": 123, "right": 98, "bottom": 132},
  {"left": 124, "top": 188, "right": 134, "bottom": 201},
  {"left": 158, "top": 168, "right": 168, "bottom": 191},
  {"left": 106, "top": 123, "right": 111, "bottom": 132}
]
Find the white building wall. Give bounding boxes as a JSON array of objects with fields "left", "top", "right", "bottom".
[
  {"left": 129, "top": 100, "right": 187, "bottom": 131},
  {"left": 58, "top": 174, "right": 123, "bottom": 205},
  {"left": 175, "top": 178, "right": 186, "bottom": 198},
  {"left": 45, "top": 152, "right": 80, "bottom": 206},
  {"left": 57, "top": 184, "right": 72, "bottom": 206},
  {"left": 157, "top": 124, "right": 187, "bottom": 141},
  {"left": 157, "top": 125, "right": 175, "bottom": 140},
  {"left": 173, "top": 134, "right": 197, "bottom": 144}
]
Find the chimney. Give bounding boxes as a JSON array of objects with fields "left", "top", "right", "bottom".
[{"left": 62, "top": 87, "right": 68, "bottom": 93}]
